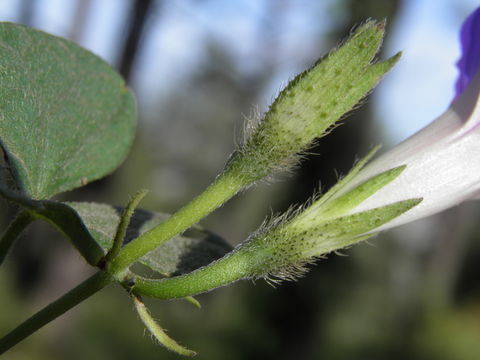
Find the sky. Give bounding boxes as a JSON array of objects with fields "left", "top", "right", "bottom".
[{"left": 376, "top": 0, "right": 480, "bottom": 143}]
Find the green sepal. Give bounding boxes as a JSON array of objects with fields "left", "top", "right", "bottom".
[
  {"left": 318, "top": 165, "right": 406, "bottom": 219},
  {"left": 316, "top": 145, "right": 381, "bottom": 202},
  {"left": 245, "top": 198, "right": 422, "bottom": 280},
  {"left": 226, "top": 20, "right": 400, "bottom": 183},
  {"left": 294, "top": 146, "right": 381, "bottom": 222},
  {"left": 297, "top": 163, "right": 406, "bottom": 224},
  {"left": 299, "top": 198, "right": 423, "bottom": 257}
]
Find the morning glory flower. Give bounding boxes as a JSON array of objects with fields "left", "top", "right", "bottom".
[
  {"left": 234, "top": 9, "right": 480, "bottom": 280},
  {"left": 455, "top": 6, "right": 480, "bottom": 98},
  {"left": 331, "top": 6, "right": 480, "bottom": 232},
  {"left": 240, "top": 7, "right": 480, "bottom": 280},
  {"left": 230, "top": 8, "right": 480, "bottom": 280}
]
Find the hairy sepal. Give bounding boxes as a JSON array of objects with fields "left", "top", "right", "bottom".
[
  {"left": 296, "top": 164, "right": 406, "bottom": 224},
  {"left": 225, "top": 20, "right": 400, "bottom": 184},
  {"left": 243, "top": 198, "right": 422, "bottom": 282}
]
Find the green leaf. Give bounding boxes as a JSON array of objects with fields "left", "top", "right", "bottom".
[
  {"left": 67, "top": 202, "right": 233, "bottom": 276},
  {"left": 0, "top": 22, "right": 135, "bottom": 199}
]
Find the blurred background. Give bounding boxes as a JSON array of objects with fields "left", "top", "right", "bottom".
[{"left": 1, "top": 0, "right": 480, "bottom": 359}]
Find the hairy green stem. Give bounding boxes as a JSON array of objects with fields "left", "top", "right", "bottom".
[
  {"left": 133, "top": 249, "right": 255, "bottom": 299},
  {"left": 109, "top": 172, "right": 244, "bottom": 275},
  {"left": 0, "top": 210, "right": 33, "bottom": 266},
  {"left": 105, "top": 189, "right": 148, "bottom": 264},
  {"left": 0, "top": 271, "right": 112, "bottom": 355},
  {"left": 132, "top": 295, "right": 196, "bottom": 356}
]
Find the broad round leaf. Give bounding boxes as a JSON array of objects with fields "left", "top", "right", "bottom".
[{"left": 0, "top": 22, "right": 135, "bottom": 199}]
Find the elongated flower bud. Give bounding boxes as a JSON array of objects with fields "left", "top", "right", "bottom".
[{"left": 225, "top": 20, "right": 400, "bottom": 184}]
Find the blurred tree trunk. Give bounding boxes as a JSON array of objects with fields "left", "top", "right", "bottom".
[
  {"left": 118, "top": 0, "right": 156, "bottom": 81},
  {"left": 17, "top": 0, "right": 36, "bottom": 26},
  {"left": 68, "top": 0, "right": 92, "bottom": 43}
]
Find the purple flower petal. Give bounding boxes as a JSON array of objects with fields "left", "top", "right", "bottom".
[{"left": 455, "top": 7, "right": 480, "bottom": 97}]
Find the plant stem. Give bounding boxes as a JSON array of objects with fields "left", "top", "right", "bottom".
[
  {"left": 0, "top": 271, "right": 112, "bottom": 355},
  {"left": 0, "top": 171, "right": 244, "bottom": 352},
  {"left": 0, "top": 168, "right": 245, "bottom": 353},
  {"left": 105, "top": 189, "right": 148, "bottom": 264},
  {"left": 0, "top": 210, "right": 33, "bottom": 266},
  {"left": 109, "top": 172, "right": 244, "bottom": 275},
  {"left": 132, "top": 295, "right": 196, "bottom": 356},
  {"left": 132, "top": 249, "right": 255, "bottom": 299}
]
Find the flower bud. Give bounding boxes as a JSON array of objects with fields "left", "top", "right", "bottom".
[{"left": 225, "top": 20, "right": 401, "bottom": 184}]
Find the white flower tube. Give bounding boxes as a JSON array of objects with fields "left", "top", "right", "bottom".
[{"left": 337, "top": 59, "right": 480, "bottom": 231}]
